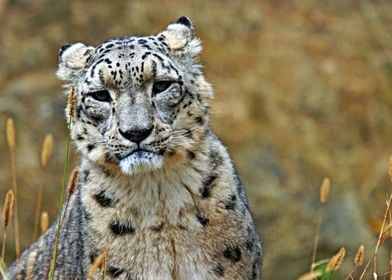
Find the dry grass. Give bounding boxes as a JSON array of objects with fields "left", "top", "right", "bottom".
[
  {"left": 48, "top": 86, "right": 74, "bottom": 280},
  {"left": 300, "top": 156, "right": 392, "bottom": 279},
  {"left": 311, "top": 178, "right": 331, "bottom": 271},
  {"left": 326, "top": 247, "right": 346, "bottom": 273},
  {"left": 1, "top": 190, "right": 13, "bottom": 260},
  {"left": 6, "top": 119, "right": 20, "bottom": 259},
  {"left": 33, "top": 133, "right": 53, "bottom": 241},
  {"left": 88, "top": 248, "right": 108, "bottom": 279},
  {"left": 40, "top": 212, "right": 48, "bottom": 234}
]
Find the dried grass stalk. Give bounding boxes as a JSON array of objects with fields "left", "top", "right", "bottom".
[
  {"left": 33, "top": 134, "right": 54, "bottom": 241},
  {"left": 41, "top": 134, "right": 54, "bottom": 168},
  {"left": 360, "top": 194, "right": 392, "bottom": 279},
  {"left": 2, "top": 190, "right": 14, "bottom": 260},
  {"left": 6, "top": 118, "right": 20, "bottom": 258},
  {"left": 326, "top": 247, "right": 346, "bottom": 272},
  {"left": 40, "top": 212, "right": 49, "bottom": 234},
  {"left": 320, "top": 177, "right": 331, "bottom": 204},
  {"left": 88, "top": 248, "right": 108, "bottom": 279},
  {"left": 67, "top": 86, "right": 76, "bottom": 118},
  {"left": 355, "top": 245, "right": 365, "bottom": 267},
  {"left": 67, "top": 169, "right": 79, "bottom": 196},
  {"left": 2, "top": 190, "right": 14, "bottom": 228},
  {"left": 311, "top": 178, "right": 331, "bottom": 270},
  {"left": 49, "top": 96, "right": 74, "bottom": 279}
]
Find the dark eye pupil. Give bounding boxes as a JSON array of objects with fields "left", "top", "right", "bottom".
[
  {"left": 153, "top": 81, "right": 172, "bottom": 94},
  {"left": 90, "top": 90, "right": 111, "bottom": 102}
]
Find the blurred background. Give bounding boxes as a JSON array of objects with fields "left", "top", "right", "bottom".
[{"left": 0, "top": 0, "right": 392, "bottom": 278}]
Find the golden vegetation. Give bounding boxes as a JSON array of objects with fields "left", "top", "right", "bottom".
[
  {"left": 1, "top": 190, "right": 13, "bottom": 260},
  {"left": 40, "top": 212, "right": 48, "bottom": 234},
  {"left": 326, "top": 247, "right": 346, "bottom": 272},
  {"left": 6, "top": 118, "right": 20, "bottom": 259},
  {"left": 33, "top": 133, "right": 54, "bottom": 241}
]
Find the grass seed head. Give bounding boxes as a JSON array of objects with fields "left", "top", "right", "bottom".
[
  {"left": 6, "top": 118, "right": 15, "bottom": 149},
  {"left": 320, "top": 177, "right": 331, "bottom": 204},
  {"left": 2, "top": 190, "right": 14, "bottom": 228},
  {"left": 354, "top": 244, "right": 365, "bottom": 267},
  {"left": 67, "top": 85, "right": 76, "bottom": 118},
  {"left": 41, "top": 134, "right": 54, "bottom": 168},
  {"left": 326, "top": 247, "right": 346, "bottom": 272},
  {"left": 67, "top": 169, "right": 79, "bottom": 196},
  {"left": 40, "top": 212, "right": 48, "bottom": 233}
]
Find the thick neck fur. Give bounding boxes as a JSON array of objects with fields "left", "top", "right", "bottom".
[{"left": 79, "top": 132, "right": 212, "bottom": 234}]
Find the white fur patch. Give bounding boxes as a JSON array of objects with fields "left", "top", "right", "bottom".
[{"left": 119, "top": 151, "right": 164, "bottom": 175}]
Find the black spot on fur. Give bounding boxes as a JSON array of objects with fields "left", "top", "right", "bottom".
[
  {"left": 223, "top": 246, "right": 242, "bottom": 262},
  {"left": 157, "top": 148, "right": 166, "bottom": 156},
  {"left": 176, "top": 16, "right": 192, "bottom": 27},
  {"left": 15, "top": 267, "right": 26, "bottom": 279},
  {"left": 141, "top": 52, "right": 151, "bottom": 59},
  {"left": 187, "top": 150, "right": 196, "bottom": 160},
  {"left": 138, "top": 39, "right": 147, "bottom": 44},
  {"left": 195, "top": 116, "right": 204, "bottom": 125},
  {"left": 87, "top": 144, "right": 95, "bottom": 151},
  {"left": 82, "top": 207, "right": 92, "bottom": 221},
  {"left": 108, "top": 266, "right": 125, "bottom": 277},
  {"left": 210, "top": 150, "right": 224, "bottom": 168},
  {"left": 196, "top": 213, "right": 209, "bottom": 226},
  {"left": 224, "top": 194, "right": 237, "bottom": 210},
  {"left": 200, "top": 174, "right": 218, "bottom": 198},
  {"left": 89, "top": 251, "right": 99, "bottom": 264},
  {"left": 251, "top": 261, "right": 258, "bottom": 279},
  {"left": 212, "top": 263, "right": 224, "bottom": 277},
  {"left": 59, "top": 43, "right": 72, "bottom": 58},
  {"left": 245, "top": 240, "right": 254, "bottom": 251},
  {"left": 82, "top": 170, "right": 90, "bottom": 182},
  {"left": 76, "top": 106, "right": 82, "bottom": 119},
  {"left": 150, "top": 223, "right": 164, "bottom": 232},
  {"left": 184, "top": 129, "right": 193, "bottom": 138},
  {"left": 93, "top": 191, "right": 114, "bottom": 207},
  {"left": 110, "top": 221, "right": 134, "bottom": 235}
]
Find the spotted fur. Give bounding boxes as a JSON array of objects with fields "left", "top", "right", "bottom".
[{"left": 8, "top": 17, "right": 262, "bottom": 279}]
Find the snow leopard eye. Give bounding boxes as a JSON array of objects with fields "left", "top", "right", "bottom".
[
  {"left": 89, "top": 90, "right": 112, "bottom": 102},
  {"left": 152, "top": 81, "right": 174, "bottom": 95}
]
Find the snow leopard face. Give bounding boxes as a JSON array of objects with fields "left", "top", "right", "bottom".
[{"left": 57, "top": 17, "right": 213, "bottom": 175}]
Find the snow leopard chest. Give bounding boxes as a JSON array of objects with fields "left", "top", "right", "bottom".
[{"left": 79, "top": 167, "right": 223, "bottom": 280}]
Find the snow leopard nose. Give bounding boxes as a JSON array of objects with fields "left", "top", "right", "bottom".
[{"left": 119, "top": 126, "right": 153, "bottom": 144}]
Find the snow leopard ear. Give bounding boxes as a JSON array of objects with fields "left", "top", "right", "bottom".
[
  {"left": 56, "top": 43, "right": 95, "bottom": 82},
  {"left": 159, "top": 16, "right": 202, "bottom": 57}
]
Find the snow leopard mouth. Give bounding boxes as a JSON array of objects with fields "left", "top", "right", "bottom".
[
  {"left": 118, "top": 148, "right": 164, "bottom": 175},
  {"left": 115, "top": 148, "right": 158, "bottom": 160}
]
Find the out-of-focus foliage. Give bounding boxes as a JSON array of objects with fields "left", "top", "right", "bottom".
[{"left": 0, "top": 0, "right": 391, "bottom": 278}]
